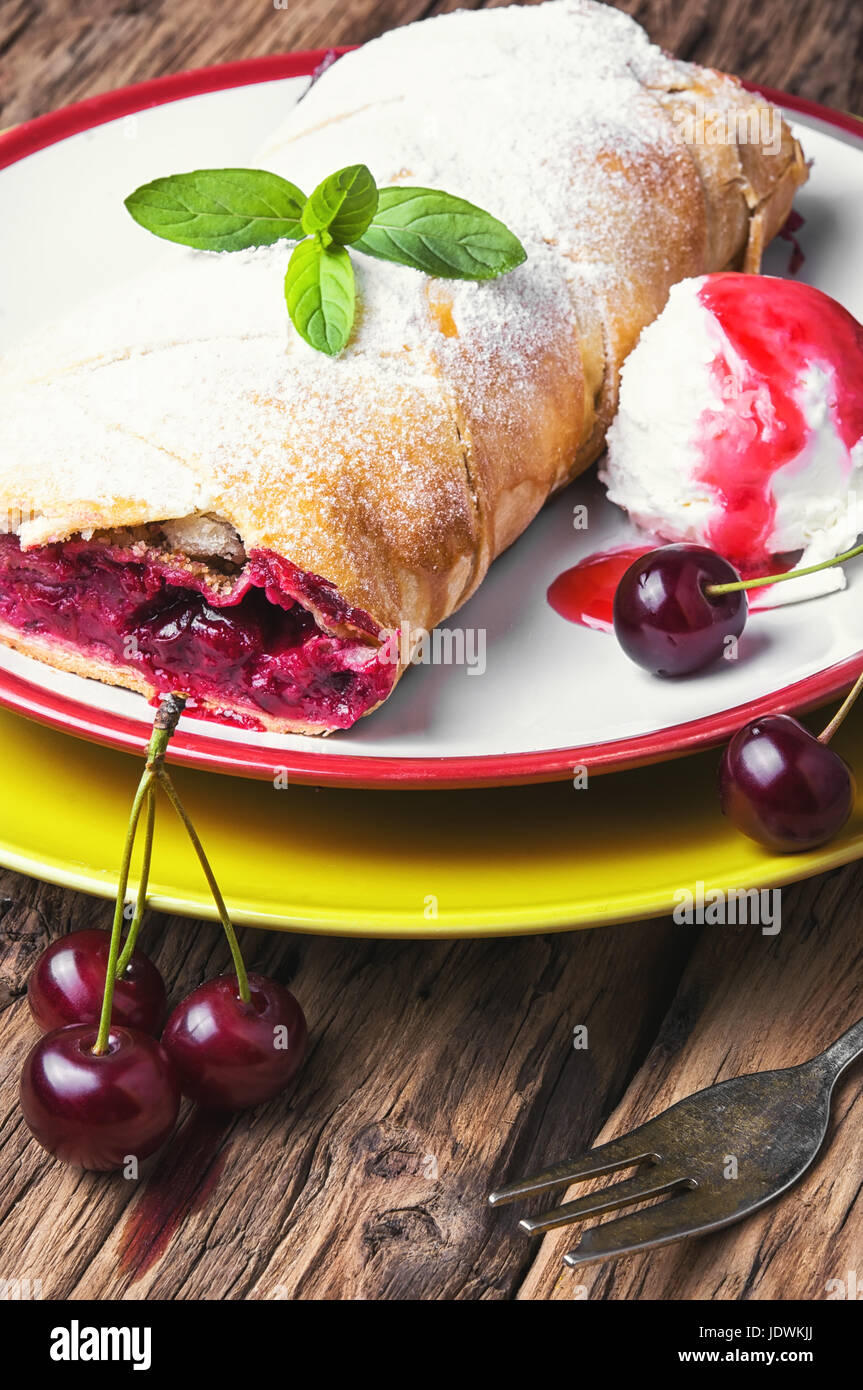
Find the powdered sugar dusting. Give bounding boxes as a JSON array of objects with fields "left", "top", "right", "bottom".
[{"left": 256, "top": 1, "right": 705, "bottom": 457}]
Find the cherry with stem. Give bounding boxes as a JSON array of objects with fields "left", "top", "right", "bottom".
[
  {"left": 115, "top": 695, "right": 305, "bottom": 1110},
  {"left": 156, "top": 748, "right": 307, "bottom": 1108},
  {"left": 719, "top": 669, "right": 863, "bottom": 853},
  {"left": 615, "top": 538, "right": 863, "bottom": 679},
  {"left": 99, "top": 692, "right": 308, "bottom": 1114}
]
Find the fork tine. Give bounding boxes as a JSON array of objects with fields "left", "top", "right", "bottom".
[
  {"left": 519, "top": 1172, "right": 691, "bottom": 1234},
  {"left": 563, "top": 1185, "right": 701, "bottom": 1267},
  {"left": 488, "top": 1133, "right": 660, "bottom": 1207}
]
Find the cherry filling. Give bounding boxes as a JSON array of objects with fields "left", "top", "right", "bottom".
[{"left": 0, "top": 535, "right": 394, "bottom": 729}]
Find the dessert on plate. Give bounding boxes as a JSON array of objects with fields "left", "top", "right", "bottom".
[
  {"left": 603, "top": 273, "right": 863, "bottom": 578},
  {"left": 0, "top": 0, "right": 806, "bottom": 733}
]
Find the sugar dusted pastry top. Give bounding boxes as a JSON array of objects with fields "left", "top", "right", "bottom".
[{"left": 0, "top": 0, "right": 805, "bottom": 636}]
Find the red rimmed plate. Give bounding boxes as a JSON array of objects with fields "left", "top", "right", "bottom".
[{"left": 1, "top": 56, "right": 862, "bottom": 788}]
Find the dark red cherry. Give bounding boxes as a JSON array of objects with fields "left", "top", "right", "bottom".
[
  {"left": 134, "top": 593, "right": 266, "bottom": 669},
  {"left": 162, "top": 972, "right": 307, "bottom": 1111},
  {"left": 20, "top": 1025, "right": 180, "bottom": 1170},
  {"left": 719, "top": 714, "right": 856, "bottom": 852},
  {"left": 27, "top": 929, "right": 166, "bottom": 1035},
  {"left": 613, "top": 544, "right": 747, "bottom": 676}
]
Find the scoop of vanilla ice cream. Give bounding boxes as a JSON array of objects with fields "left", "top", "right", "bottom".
[{"left": 602, "top": 275, "right": 863, "bottom": 581}]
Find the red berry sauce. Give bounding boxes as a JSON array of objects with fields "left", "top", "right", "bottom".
[{"left": 695, "top": 274, "right": 863, "bottom": 569}]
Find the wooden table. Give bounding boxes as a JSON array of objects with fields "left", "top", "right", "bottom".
[{"left": 0, "top": 0, "right": 861, "bottom": 1302}]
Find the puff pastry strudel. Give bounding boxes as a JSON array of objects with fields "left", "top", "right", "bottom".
[{"left": 0, "top": 0, "right": 807, "bottom": 732}]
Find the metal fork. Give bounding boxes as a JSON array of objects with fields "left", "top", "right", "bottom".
[{"left": 488, "top": 1015, "right": 863, "bottom": 1268}]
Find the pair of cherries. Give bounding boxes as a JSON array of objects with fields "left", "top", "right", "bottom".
[
  {"left": 614, "top": 543, "right": 859, "bottom": 856},
  {"left": 19, "top": 693, "right": 307, "bottom": 1172}
]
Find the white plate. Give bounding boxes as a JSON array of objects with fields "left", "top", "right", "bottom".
[{"left": 1, "top": 62, "right": 862, "bottom": 786}]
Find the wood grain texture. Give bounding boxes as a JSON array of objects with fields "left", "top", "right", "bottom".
[
  {"left": 0, "top": 868, "right": 695, "bottom": 1300},
  {"left": 517, "top": 868, "right": 863, "bottom": 1300},
  {"left": 1, "top": 862, "right": 860, "bottom": 1300},
  {"left": 0, "top": 0, "right": 861, "bottom": 1301}
]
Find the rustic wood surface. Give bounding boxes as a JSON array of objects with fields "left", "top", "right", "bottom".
[{"left": 0, "top": 0, "right": 861, "bottom": 1302}]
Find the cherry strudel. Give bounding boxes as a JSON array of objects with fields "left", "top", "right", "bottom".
[{"left": 0, "top": 0, "right": 807, "bottom": 732}]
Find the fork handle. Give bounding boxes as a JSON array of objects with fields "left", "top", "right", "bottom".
[{"left": 817, "top": 1015, "right": 863, "bottom": 1081}]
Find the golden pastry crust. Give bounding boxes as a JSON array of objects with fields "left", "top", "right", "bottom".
[{"left": 0, "top": 1, "right": 807, "bottom": 730}]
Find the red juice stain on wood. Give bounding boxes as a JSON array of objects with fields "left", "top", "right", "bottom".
[{"left": 118, "top": 1109, "right": 231, "bottom": 1282}]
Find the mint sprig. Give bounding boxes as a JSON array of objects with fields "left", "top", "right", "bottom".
[{"left": 125, "top": 164, "right": 526, "bottom": 355}]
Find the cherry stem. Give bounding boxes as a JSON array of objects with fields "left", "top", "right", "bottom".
[
  {"left": 93, "top": 693, "right": 251, "bottom": 1047},
  {"left": 818, "top": 667, "right": 863, "bottom": 745},
  {"left": 92, "top": 769, "right": 155, "bottom": 1055},
  {"left": 156, "top": 769, "right": 251, "bottom": 1005},
  {"left": 705, "top": 540, "right": 863, "bottom": 597},
  {"left": 115, "top": 782, "right": 156, "bottom": 978},
  {"left": 93, "top": 695, "right": 187, "bottom": 1055}
]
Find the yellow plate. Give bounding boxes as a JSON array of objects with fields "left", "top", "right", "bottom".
[{"left": 1, "top": 705, "right": 862, "bottom": 936}]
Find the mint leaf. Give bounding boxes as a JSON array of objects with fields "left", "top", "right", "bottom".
[
  {"left": 353, "top": 187, "right": 526, "bottom": 280},
  {"left": 284, "top": 238, "right": 355, "bottom": 355},
  {"left": 125, "top": 169, "right": 306, "bottom": 251},
  {"left": 300, "top": 164, "right": 379, "bottom": 245}
]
